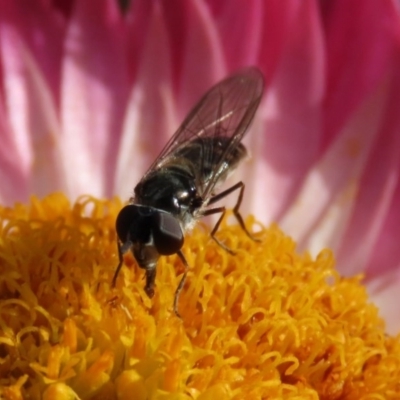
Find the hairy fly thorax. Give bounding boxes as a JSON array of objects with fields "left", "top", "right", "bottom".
[{"left": 133, "top": 137, "right": 248, "bottom": 226}]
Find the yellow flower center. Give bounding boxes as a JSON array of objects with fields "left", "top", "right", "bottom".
[{"left": 0, "top": 193, "right": 398, "bottom": 399}]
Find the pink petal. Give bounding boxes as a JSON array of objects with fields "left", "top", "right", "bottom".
[
  {"left": 0, "top": 0, "right": 66, "bottom": 108},
  {"left": 361, "top": 4, "right": 400, "bottom": 278},
  {"left": 244, "top": 0, "right": 325, "bottom": 222},
  {"left": 114, "top": 2, "right": 176, "bottom": 197},
  {"left": 338, "top": 64, "right": 400, "bottom": 277},
  {"left": 276, "top": 1, "right": 400, "bottom": 277},
  {"left": 17, "top": 44, "right": 66, "bottom": 198},
  {"left": 322, "top": 0, "right": 399, "bottom": 147},
  {"left": 60, "top": 0, "right": 129, "bottom": 199},
  {"left": 0, "top": 24, "right": 68, "bottom": 201},
  {"left": 257, "top": 0, "right": 302, "bottom": 83},
  {"left": 0, "top": 98, "right": 28, "bottom": 203},
  {"left": 367, "top": 163, "right": 400, "bottom": 278},
  {"left": 0, "top": 27, "right": 32, "bottom": 172},
  {"left": 367, "top": 269, "right": 400, "bottom": 334},
  {"left": 124, "top": 0, "right": 153, "bottom": 85},
  {"left": 281, "top": 75, "right": 390, "bottom": 254},
  {"left": 174, "top": 0, "right": 226, "bottom": 119},
  {"left": 204, "top": 0, "right": 263, "bottom": 69}
]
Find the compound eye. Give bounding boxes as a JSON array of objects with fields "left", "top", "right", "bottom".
[
  {"left": 116, "top": 205, "right": 154, "bottom": 244},
  {"left": 152, "top": 212, "right": 184, "bottom": 255},
  {"left": 115, "top": 205, "right": 138, "bottom": 241}
]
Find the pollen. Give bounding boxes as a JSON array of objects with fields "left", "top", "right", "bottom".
[{"left": 0, "top": 193, "right": 399, "bottom": 399}]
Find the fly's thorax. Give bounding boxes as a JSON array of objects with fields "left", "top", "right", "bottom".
[{"left": 134, "top": 167, "right": 200, "bottom": 216}]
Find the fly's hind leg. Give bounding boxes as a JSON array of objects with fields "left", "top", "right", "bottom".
[
  {"left": 204, "top": 181, "right": 260, "bottom": 253},
  {"left": 230, "top": 181, "right": 261, "bottom": 243},
  {"left": 204, "top": 205, "right": 235, "bottom": 254}
]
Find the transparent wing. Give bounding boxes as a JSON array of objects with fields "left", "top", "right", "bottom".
[{"left": 141, "top": 66, "right": 264, "bottom": 197}]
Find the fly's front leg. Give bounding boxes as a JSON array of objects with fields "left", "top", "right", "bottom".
[
  {"left": 144, "top": 268, "right": 156, "bottom": 298},
  {"left": 173, "top": 250, "right": 190, "bottom": 318},
  {"left": 112, "top": 240, "right": 124, "bottom": 287},
  {"left": 112, "top": 239, "right": 135, "bottom": 287}
]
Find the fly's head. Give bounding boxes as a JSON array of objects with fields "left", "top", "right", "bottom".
[{"left": 116, "top": 205, "right": 185, "bottom": 272}]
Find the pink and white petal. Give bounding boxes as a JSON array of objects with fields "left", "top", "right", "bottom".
[
  {"left": 366, "top": 269, "right": 400, "bottom": 334},
  {"left": 18, "top": 43, "right": 67, "bottom": 198},
  {"left": 322, "top": 0, "right": 399, "bottom": 146},
  {"left": 174, "top": 0, "right": 226, "bottom": 119},
  {"left": 337, "top": 65, "right": 400, "bottom": 277},
  {"left": 114, "top": 3, "right": 177, "bottom": 198},
  {"left": 367, "top": 168, "right": 400, "bottom": 279},
  {"left": 281, "top": 77, "right": 390, "bottom": 258},
  {"left": 60, "top": 0, "right": 129, "bottom": 199},
  {"left": 0, "top": 0, "right": 66, "bottom": 108},
  {"left": 204, "top": 0, "right": 263, "bottom": 69},
  {"left": 0, "top": 27, "right": 66, "bottom": 201},
  {"left": 276, "top": 0, "right": 400, "bottom": 262},
  {"left": 244, "top": 0, "right": 325, "bottom": 221},
  {"left": 0, "top": 99, "right": 28, "bottom": 203},
  {"left": 0, "top": 27, "right": 34, "bottom": 171}
]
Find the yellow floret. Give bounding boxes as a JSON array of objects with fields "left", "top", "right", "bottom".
[{"left": 0, "top": 193, "right": 398, "bottom": 399}]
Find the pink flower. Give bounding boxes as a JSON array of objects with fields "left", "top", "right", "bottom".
[{"left": 1, "top": 0, "right": 400, "bottom": 332}]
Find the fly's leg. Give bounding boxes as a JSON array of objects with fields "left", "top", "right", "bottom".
[
  {"left": 112, "top": 240, "right": 134, "bottom": 287},
  {"left": 230, "top": 181, "right": 260, "bottom": 243},
  {"left": 173, "top": 250, "right": 190, "bottom": 318},
  {"left": 204, "top": 181, "right": 260, "bottom": 252},
  {"left": 144, "top": 268, "right": 156, "bottom": 298},
  {"left": 203, "top": 205, "right": 235, "bottom": 254},
  {"left": 112, "top": 240, "right": 124, "bottom": 287}
]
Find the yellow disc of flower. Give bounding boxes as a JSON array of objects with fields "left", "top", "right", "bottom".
[{"left": 0, "top": 193, "right": 399, "bottom": 399}]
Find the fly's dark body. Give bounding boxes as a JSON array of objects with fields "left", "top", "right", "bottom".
[
  {"left": 134, "top": 137, "right": 247, "bottom": 223},
  {"left": 113, "top": 67, "right": 265, "bottom": 317}
]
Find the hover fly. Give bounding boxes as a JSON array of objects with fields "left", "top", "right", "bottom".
[{"left": 112, "top": 67, "right": 264, "bottom": 316}]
